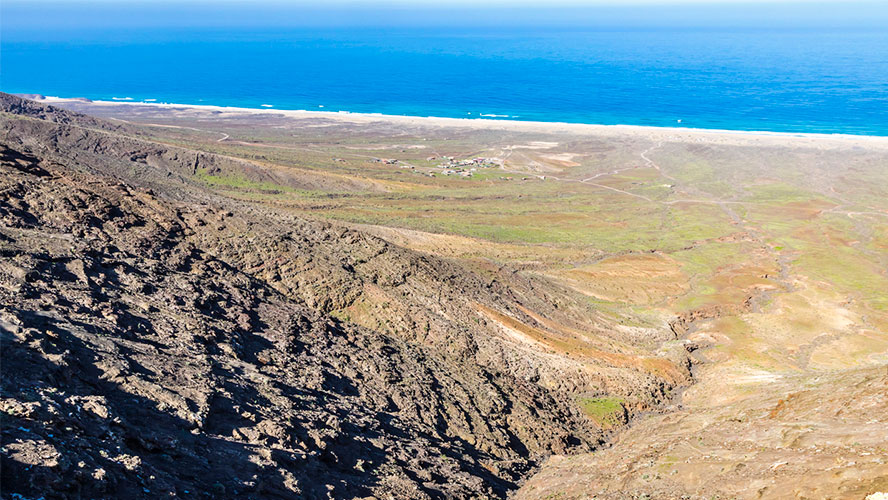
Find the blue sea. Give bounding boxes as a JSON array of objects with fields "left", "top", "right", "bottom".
[{"left": 2, "top": 25, "right": 888, "bottom": 135}]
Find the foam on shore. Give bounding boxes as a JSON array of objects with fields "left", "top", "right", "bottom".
[{"left": 38, "top": 95, "right": 888, "bottom": 149}]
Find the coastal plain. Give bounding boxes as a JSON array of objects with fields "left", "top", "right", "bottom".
[{"left": 2, "top": 96, "right": 887, "bottom": 499}]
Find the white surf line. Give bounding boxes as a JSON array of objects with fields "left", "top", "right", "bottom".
[{"left": 41, "top": 96, "right": 888, "bottom": 145}]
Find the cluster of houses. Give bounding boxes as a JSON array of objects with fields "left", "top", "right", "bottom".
[
  {"left": 371, "top": 155, "right": 510, "bottom": 180},
  {"left": 370, "top": 158, "right": 400, "bottom": 165},
  {"left": 424, "top": 155, "right": 503, "bottom": 178}
]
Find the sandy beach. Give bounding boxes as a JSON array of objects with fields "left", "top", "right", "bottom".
[
  {"left": 5, "top": 88, "right": 888, "bottom": 500},
  {"left": 38, "top": 96, "right": 888, "bottom": 150},
  {"left": 5, "top": 1, "right": 888, "bottom": 497}
]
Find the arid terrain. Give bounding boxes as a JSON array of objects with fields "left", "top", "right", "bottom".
[{"left": 2, "top": 94, "right": 887, "bottom": 499}]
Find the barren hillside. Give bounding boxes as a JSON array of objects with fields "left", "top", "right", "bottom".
[{"left": 0, "top": 94, "right": 692, "bottom": 499}]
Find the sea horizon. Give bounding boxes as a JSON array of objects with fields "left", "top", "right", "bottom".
[
  {"left": 3, "top": 19, "right": 887, "bottom": 137},
  {"left": 4, "top": 2, "right": 888, "bottom": 499}
]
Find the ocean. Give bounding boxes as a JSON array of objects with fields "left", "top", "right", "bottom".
[{"left": 2, "top": 26, "right": 887, "bottom": 135}]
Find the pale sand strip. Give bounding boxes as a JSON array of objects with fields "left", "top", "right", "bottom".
[{"left": 40, "top": 96, "right": 888, "bottom": 150}]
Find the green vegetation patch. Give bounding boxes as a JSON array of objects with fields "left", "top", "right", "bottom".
[
  {"left": 577, "top": 396, "right": 626, "bottom": 428},
  {"left": 194, "top": 169, "right": 336, "bottom": 200}
]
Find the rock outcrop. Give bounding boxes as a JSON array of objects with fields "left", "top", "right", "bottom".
[{"left": 0, "top": 93, "right": 686, "bottom": 499}]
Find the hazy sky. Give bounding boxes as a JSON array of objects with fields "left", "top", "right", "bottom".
[
  {"left": 6, "top": 0, "right": 877, "bottom": 4},
  {"left": 3, "top": 0, "right": 887, "bottom": 30}
]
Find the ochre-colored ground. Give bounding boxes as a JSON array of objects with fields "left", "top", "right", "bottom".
[{"left": 43, "top": 100, "right": 888, "bottom": 499}]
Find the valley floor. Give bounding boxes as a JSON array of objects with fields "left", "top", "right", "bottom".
[{"left": 2, "top": 95, "right": 887, "bottom": 498}]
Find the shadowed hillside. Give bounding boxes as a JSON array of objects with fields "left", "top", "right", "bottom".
[{"left": 0, "top": 94, "right": 690, "bottom": 498}]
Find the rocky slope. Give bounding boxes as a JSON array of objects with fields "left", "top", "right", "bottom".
[
  {"left": 0, "top": 93, "right": 688, "bottom": 498},
  {"left": 517, "top": 366, "right": 888, "bottom": 499}
]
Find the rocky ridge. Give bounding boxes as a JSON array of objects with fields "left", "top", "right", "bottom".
[{"left": 0, "top": 93, "right": 688, "bottom": 499}]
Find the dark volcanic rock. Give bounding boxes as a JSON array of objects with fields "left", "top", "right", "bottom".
[{"left": 0, "top": 93, "right": 684, "bottom": 499}]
